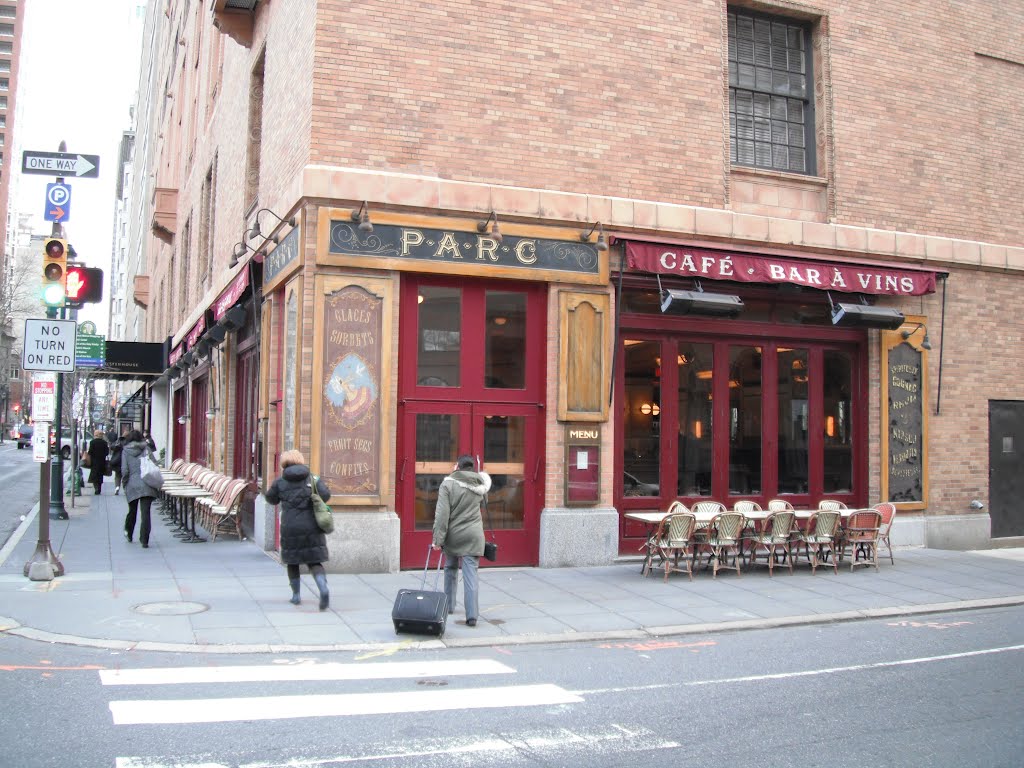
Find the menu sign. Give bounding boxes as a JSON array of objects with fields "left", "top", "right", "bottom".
[
  {"left": 320, "top": 285, "right": 382, "bottom": 496},
  {"left": 887, "top": 342, "right": 924, "bottom": 502}
]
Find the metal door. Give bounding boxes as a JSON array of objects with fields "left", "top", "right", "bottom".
[{"left": 989, "top": 400, "right": 1024, "bottom": 538}]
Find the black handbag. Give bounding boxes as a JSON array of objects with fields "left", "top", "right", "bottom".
[{"left": 482, "top": 499, "right": 498, "bottom": 562}]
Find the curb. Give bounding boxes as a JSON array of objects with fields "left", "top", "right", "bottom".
[{"left": 2, "top": 595, "right": 1022, "bottom": 655}]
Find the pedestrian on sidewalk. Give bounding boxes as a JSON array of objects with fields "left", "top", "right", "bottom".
[
  {"left": 432, "top": 454, "right": 491, "bottom": 627},
  {"left": 120, "top": 429, "right": 160, "bottom": 548},
  {"left": 265, "top": 449, "right": 333, "bottom": 610},
  {"left": 109, "top": 430, "right": 128, "bottom": 495},
  {"left": 87, "top": 430, "right": 109, "bottom": 495}
]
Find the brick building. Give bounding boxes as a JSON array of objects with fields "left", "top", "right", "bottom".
[{"left": 128, "top": 0, "right": 1024, "bottom": 571}]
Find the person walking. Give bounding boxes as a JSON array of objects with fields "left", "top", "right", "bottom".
[
  {"left": 431, "top": 454, "right": 491, "bottom": 627},
  {"left": 120, "top": 429, "right": 160, "bottom": 548},
  {"left": 86, "top": 430, "right": 109, "bottom": 495},
  {"left": 109, "top": 430, "right": 128, "bottom": 495},
  {"left": 265, "top": 449, "right": 332, "bottom": 610}
]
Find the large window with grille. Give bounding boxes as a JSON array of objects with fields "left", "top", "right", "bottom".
[{"left": 728, "top": 8, "right": 814, "bottom": 174}]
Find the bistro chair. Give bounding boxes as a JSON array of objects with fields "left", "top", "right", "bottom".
[
  {"left": 641, "top": 501, "right": 688, "bottom": 577},
  {"left": 794, "top": 510, "right": 841, "bottom": 574},
  {"left": 874, "top": 502, "right": 897, "bottom": 564},
  {"left": 733, "top": 499, "right": 763, "bottom": 563},
  {"left": 659, "top": 511, "right": 697, "bottom": 582},
  {"left": 746, "top": 510, "right": 796, "bottom": 577},
  {"left": 701, "top": 511, "right": 746, "bottom": 578},
  {"left": 840, "top": 509, "right": 883, "bottom": 572},
  {"left": 767, "top": 499, "right": 796, "bottom": 513},
  {"left": 818, "top": 499, "right": 848, "bottom": 511}
]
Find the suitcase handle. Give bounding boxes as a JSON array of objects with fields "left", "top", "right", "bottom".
[{"left": 423, "top": 543, "right": 444, "bottom": 591}]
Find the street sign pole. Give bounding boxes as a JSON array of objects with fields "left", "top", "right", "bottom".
[
  {"left": 24, "top": 447, "right": 64, "bottom": 579},
  {"left": 48, "top": 162, "right": 69, "bottom": 521}
]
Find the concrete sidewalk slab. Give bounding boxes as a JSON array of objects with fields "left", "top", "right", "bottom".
[{"left": 1, "top": 490, "right": 1023, "bottom": 653}]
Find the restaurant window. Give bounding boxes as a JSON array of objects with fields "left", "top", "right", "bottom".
[
  {"left": 823, "top": 349, "right": 853, "bottom": 493},
  {"left": 189, "top": 375, "right": 210, "bottom": 465},
  {"left": 623, "top": 340, "right": 661, "bottom": 498},
  {"left": 729, "top": 346, "right": 763, "bottom": 495},
  {"left": 728, "top": 7, "right": 814, "bottom": 174},
  {"left": 485, "top": 290, "right": 527, "bottom": 389},
  {"left": 677, "top": 342, "right": 713, "bottom": 496},
  {"left": 417, "top": 286, "right": 461, "bottom": 387},
  {"left": 777, "top": 347, "right": 809, "bottom": 493}
]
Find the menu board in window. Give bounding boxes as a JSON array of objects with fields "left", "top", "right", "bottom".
[{"left": 882, "top": 327, "right": 929, "bottom": 509}]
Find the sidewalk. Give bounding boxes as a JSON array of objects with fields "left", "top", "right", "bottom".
[{"left": 1, "top": 490, "right": 1023, "bottom": 654}]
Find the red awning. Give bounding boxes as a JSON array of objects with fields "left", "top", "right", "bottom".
[{"left": 623, "top": 240, "right": 938, "bottom": 296}]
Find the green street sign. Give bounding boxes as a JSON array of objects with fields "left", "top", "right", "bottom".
[{"left": 75, "top": 333, "right": 105, "bottom": 368}]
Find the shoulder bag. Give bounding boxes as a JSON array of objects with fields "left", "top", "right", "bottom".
[
  {"left": 139, "top": 451, "right": 164, "bottom": 490},
  {"left": 310, "top": 474, "right": 334, "bottom": 533},
  {"left": 482, "top": 498, "right": 498, "bottom": 561}
]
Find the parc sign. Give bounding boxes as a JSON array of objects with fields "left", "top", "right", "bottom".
[{"left": 22, "top": 318, "right": 77, "bottom": 372}]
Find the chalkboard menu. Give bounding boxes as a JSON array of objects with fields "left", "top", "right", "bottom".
[{"left": 887, "top": 342, "right": 924, "bottom": 502}]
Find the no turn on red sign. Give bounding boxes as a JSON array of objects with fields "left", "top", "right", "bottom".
[{"left": 23, "top": 318, "right": 77, "bottom": 372}]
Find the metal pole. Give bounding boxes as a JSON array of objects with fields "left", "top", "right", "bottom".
[{"left": 25, "top": 355, "right": 65, "bottom": 578}]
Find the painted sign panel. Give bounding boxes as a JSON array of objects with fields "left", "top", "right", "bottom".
[
  {"left": 887, "top": 342, "right": 924, "bottom": 502},
  {"left": 320, "top": 285, "right": 383, "bottom": 496},
  {"left": 263, "top": 227, "right": 300, "bottom": 290},
  {"left": 328, "top": 220, "right": 601, "bottom": 278}
]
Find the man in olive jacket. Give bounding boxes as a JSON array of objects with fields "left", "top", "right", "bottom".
[{"left": 432, "top": 454, "right": 491, "bottom": 627}]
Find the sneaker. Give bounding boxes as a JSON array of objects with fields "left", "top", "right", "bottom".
[
  {"left": 123, "top": 530, "right": 132, "bottom": 543},
  {"left": 114, "top": 487, "right": 120, "bottom": 495},
  {"left": 466, "top": 618, "right": 477, "bottom": 627}
]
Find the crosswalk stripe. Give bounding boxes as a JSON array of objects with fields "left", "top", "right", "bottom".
[
  {"left": 109, "top": 683, "right": 582, "bottom": 725},
  {"left": 114, "top": 725, "right": 679, "bottom": 767},
  {"left": 99, "top": 659, "right": 514, "bottom": 686}
]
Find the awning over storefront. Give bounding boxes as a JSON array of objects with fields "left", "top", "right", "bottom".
[{"left": 623, "top": 240, "right": 939, "bottom": 296}]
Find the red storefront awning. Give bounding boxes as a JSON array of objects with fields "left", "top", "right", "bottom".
[{"left": 623, "top": 240, "right": 938, "bottom": 296}]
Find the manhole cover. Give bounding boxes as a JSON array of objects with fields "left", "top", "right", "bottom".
[{"left": 132, "top": 601, "right": 209, "bottom": 616}]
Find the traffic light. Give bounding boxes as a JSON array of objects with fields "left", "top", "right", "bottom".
[
  {"left": 41, "top": 237, "right": 67, "bottom": 307},
  {"left": 65, "top": 266, "right": 104, "bottom": 306}
]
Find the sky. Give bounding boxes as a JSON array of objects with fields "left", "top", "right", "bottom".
[{"left": 14, "top": 0, "right": 146, "bottom": 332}]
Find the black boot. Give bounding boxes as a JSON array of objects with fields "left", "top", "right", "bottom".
[
  {"left": 313, "top": 572, "right": 330, "bottom": 611},
  {"left": 289, "top": 577, "right": 301, "bottom": 605}
]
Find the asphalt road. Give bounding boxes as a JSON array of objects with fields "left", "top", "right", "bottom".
[
  {"left": 0, "top": 604, "right": 1021, "bottom": 767},
  {"left": 0, "top": 440, "right": 53, "bottom": 550}
]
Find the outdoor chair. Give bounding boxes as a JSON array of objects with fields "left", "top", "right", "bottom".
[
  {"left": 767, "top": 499, "right": 796, "bottom": 513},
  {"left": 746, "top": 510, "right": 796, "bottom": 576},
  {"left": 839, "top": 509, "right": 882, "bottom": 572},
  {"left": 874, "top": 502, "right": 897, "bottom": 564},
  {"left": 818, "top": 499, "right": 848, "bottom": 511},
  {"left": 700, "top": 511, "right": 746, "bottom": 578},
  {"left": 658, "top": 511, "right": 697, "bottom": 582},
  {"left": 795, "top": 510, "right": 841, "bottom": 574},
  {"left": 641, "top": 500, "right": 687, "bottom": 577}
]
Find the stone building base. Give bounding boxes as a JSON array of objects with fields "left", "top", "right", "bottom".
[
  {"left": 924, "top": 512, "right": 992, "bottom": 551},
  {"left": 324, "top": 511, "right": 401, "bottom": 573},
  {"left": 538, "top": 507, "right": 619, "bottom": 567}
]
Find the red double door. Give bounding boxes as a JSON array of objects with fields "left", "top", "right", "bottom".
[{"left": 396, "top": 277, "right": 546, "bottom": 569}]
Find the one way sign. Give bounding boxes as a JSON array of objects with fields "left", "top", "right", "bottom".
[{"left": 21, "top": 150, "right": 100, "bottom": 178}]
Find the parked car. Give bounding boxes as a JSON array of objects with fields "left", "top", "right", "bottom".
[
  {"left": 15, "top": 424, "right": 34, "bottom": 449},
  {"left": 49, "top": 426, "right": 73, "bottom": 459}
]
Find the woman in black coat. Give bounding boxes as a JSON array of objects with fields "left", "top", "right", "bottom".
[
  {"left": 264, "top": 449, "right": 332, "bottom": 610},
  {"left": 86, "top": 430, "right": 109, "bottom": 495}
]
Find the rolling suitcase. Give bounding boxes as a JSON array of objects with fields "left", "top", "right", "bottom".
[{"left": 392, "top": 545, "right": 449, "bottom": 636}]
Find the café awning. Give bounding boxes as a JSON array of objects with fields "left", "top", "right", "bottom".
[{"left": 622, "top": 240, "right": 941, "bottom": 296}]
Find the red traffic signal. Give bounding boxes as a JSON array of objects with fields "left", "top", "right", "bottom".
[{"left": 65, "top": 266, "right": 103, "bottom": 305}]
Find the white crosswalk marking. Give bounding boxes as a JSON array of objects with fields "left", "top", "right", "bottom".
[
  {"left": 104, "top": 657, "right": 580, "bottom": 727},
  {"left": 100, "top": 658, "right": 515, "bottom": 686},
  {"left": 109, "top": 683, "right": 581, "bottom": 725}
]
